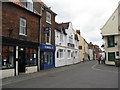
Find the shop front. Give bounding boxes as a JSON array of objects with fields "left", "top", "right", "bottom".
[
  {"left": 1, "top": 36, "right": 39, "bottom": 78},
  {"left": 40, "top": 44, "right": 56, "bottom": 69}
]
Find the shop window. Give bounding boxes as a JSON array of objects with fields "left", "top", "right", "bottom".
[
  {"left": 26, "top": 48, "right": 37, "bottom": 66},
  {"left": 2, "top": 46, "right": 14, "bottom": 69},
  {"left": 44, "top": 52, "right": 53, "bottom": 65},
  {"left": 108, "top": 52, "right": 115, "bottom": 61}
]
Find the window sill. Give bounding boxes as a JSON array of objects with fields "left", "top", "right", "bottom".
[
  {"left": 46, "top": 21, "right": 51, "bottom": 25},
  {"left": 46, "top": 43, "right": 51, "bottom": 45},
  {"left": 26, "top": 65, "right": 37, "bottom": 67},
  {"left": 2, "top": 67, "right": 14, "bottom": 70},
  {"left": 19, "top": 33, "right": 27, "bottom": 36}
]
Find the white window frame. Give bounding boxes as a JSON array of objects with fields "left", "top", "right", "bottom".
[
  {"left": 19, "top": 18, "right": 27, "bottom": 36},
  {"left": 27, "top": 1, "right": 33, "bottom": 12},
  {"left": 60, "top": 32, "right": 63, "bottom": 42},
  {"left": 46, "top": 11, "right": 51, "bottom": 24},
  {"left": 46, "top": 28, "right": 51, "bottom": 44},
  {"left": 68, "top": 50, "right": 71, "bottom": 59},
  {"left": 59, "top": 49, "right": 63, "bottom": 59}
]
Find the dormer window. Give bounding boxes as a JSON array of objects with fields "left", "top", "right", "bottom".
[
  {"left": 20, "top": 0, "right": 33, "bottom": 12},
  {"left": 26, "top": 0, "right": 33, "bottom": 12}
]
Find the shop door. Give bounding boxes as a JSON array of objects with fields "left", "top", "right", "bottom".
[{"left": 18, "top": 51, "right": 25, "bottom": 73}]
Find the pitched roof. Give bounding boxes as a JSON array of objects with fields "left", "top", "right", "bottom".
[
  {"left": 59, "top": 22, "right": 70, "bottom": 29},
  {"left": 55, "top": 22, "right": 69, "bottom": 35},
  {"left": 9, "top": 0, "right": 41, "bottom": 16},
  {"left": 33, "top": 0, "right": 48, "bottom": 8}
]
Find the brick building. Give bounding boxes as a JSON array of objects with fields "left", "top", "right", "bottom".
[
  {"left": 1, "top": 1, "right": 41, "bottom": 78},
  {"left": 33, "top": 0, "right": 57, "bottom": 69}
]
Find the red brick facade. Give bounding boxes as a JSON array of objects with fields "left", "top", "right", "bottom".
[
  {"left": 33, "top": 2, "right": 57, "bottom": 45},
  {"left": 2, "top": 2, "right": 40, "bottom": 43}
]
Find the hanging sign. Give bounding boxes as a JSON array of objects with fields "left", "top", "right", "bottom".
[{"left": 43, "top": 27, "right": 50, "bottom": 34}]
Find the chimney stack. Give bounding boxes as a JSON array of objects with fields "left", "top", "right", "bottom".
[{"left": 76, "top": 30, "right": 81, "bottom": 35}]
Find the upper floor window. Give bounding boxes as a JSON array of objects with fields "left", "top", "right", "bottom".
[
  {"left": 19, "top": 18, "right": 26, "bottom": 36},
  {"left": 20, "top": 0, "right": 33, "bottom": 12},
  {"left": 46, "top": 11, "right": 51, "bottom": 24},
  {"left": 60, "top": 33, "right": 63, "bottom": 42},
  {"left": 46, "top": 28, "right": 51, "bottom": 44},
  {"left": 107, "top": 36, "right": 115, "bottom": 47},
  {"left": 27, "top": 1, "right": 33, "bottom": 12}
]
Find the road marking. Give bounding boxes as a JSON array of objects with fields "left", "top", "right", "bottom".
[{"left": 91, "top": 63, "right": 118, "bottom": 73}]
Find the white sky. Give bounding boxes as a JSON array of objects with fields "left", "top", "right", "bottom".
[{"left": 41, "top": 0, "right": 119, "bottom": 47}]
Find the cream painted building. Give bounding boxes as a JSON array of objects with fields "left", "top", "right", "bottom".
[
  {"left": 101, "top": 6, "right": 120, "bottom": 65},
  {"left": 76, "top": 30, "right": 89, "bottom": 62}
]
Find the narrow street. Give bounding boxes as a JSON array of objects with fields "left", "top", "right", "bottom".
[{"left": 2, "top": 60, "right": 118, "bottom": 88}]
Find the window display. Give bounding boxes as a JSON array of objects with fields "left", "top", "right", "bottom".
[
  {"left": 26, "top": 48, "right": 37, "bottom": 66},
  {"left": 2, "top": 46, "right": 14, "bottom": 69}
]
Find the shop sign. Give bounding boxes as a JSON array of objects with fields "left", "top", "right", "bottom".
[
  {"left": 43, "top": 27, "right": 50, "bottom": 34},
  {"left": 40, "top": 45, "right": 56, "bottom": 50}
]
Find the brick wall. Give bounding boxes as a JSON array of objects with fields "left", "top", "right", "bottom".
[
  {"left": 33, "top": 2, "right": 56, "bottom": 45},
  {"left": 2, "top": 2, "right": 40, "bottom": 43}
]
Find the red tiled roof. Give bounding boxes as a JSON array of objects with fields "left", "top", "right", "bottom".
[
  {"left": 9, "top": 0, "right": 41, "bottom": 16},
  {"left": 9, "top": 0, "right": 26, "bottom": 8}
]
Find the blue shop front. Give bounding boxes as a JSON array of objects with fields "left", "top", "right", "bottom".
[{"left": 40, "top": 44, "right": 56, "bottom": 69}]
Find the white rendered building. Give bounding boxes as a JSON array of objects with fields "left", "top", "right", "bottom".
[{"left": 55, "top": 22, "right": 80, "bottom": 67}]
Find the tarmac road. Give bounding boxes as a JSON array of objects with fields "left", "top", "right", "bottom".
[{"left": 2, "top": 60, "right": 118, "bottom": 88}]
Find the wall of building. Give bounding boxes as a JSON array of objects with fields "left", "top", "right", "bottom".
[
  {"left": 2, "top": 69, "right": 15, "bottom": 79},
  {"left": 104, "top": 36, "right": 119, "bottom": 65},
  {"left": 2, "top": 2, "right": 40, "bottom": 42},
  {"left": 77, "top": 34, "right": 85, "bottom": 62},
  {"left": 102, "top": 8, "right": 118, "bottom": 36},
  {"left": 88, "top": 49, "right": 93, "bottom": 60}
]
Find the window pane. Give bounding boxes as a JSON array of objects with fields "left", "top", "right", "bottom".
[
  {"left": 108, "top": 52, "right": 115, "bottom": 61},
  {"left": 2, "top": 46, "right": 14, "bottom": 68},
  {"left": 20, "top": 18, "right": 26, "bottom": 35}
]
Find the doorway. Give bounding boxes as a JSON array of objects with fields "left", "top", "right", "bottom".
[{"left": 18, "top": 51, "right": 25, "bottom": 74}]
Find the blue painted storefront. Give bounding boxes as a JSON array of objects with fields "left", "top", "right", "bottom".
[{"left": 40, "top": 44, "right": 56, "bottom": 69}]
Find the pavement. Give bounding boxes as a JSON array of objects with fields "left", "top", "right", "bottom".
[{"left": 1, "top": 60, "right": 119, "bottom": 88}]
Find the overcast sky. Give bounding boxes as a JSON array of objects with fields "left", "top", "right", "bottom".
[{"left": 41, "top": 0, "right": 119, "bottom": 47}]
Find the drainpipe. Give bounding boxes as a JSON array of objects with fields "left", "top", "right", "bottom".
[{"left": 38, "top": 5, "right": 44, "bottom": 71}]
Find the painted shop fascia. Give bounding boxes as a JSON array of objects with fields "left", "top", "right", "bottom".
[
  {"left": 40, "top": 44, "right": 56, "bottom": 69},
  {"left": 1, "top": 1, "right": 41, "bottom": 79}
]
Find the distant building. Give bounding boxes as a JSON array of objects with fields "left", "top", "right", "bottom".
[
  {"left": 88, "top": 42, "right": 94, "bottom": 60},
  {"left": 101, "top": 6, "right": 120, "bottom": 65},
  {"left": 76, "top": 30, "right": 89, "bottom": 62}
]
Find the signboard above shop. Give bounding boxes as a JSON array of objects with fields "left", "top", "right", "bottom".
[
  {"left": 40, "top": 44, "right": 56, "bottom": 51},
  {"left": 43, "top": 27, "right": 50, "bottom": 34}
]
